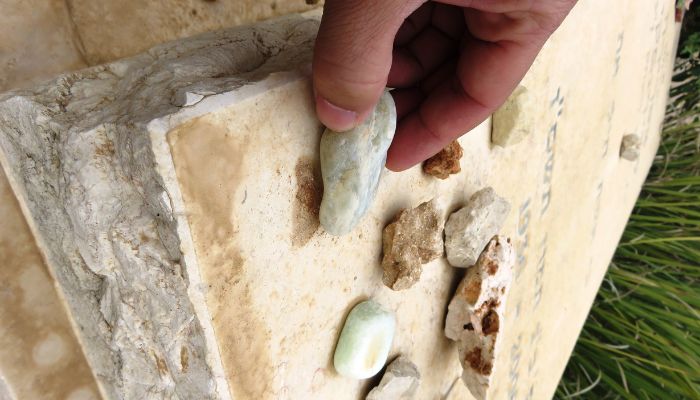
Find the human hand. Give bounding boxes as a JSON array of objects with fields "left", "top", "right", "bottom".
[{"left": 312, "top": 0, "right": 577, "bottom": 171}]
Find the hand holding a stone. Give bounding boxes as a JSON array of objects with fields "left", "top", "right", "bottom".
[{"left": 312, "top": 0, "right": 577, "bottom": 171}]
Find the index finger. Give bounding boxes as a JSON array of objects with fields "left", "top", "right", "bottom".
[{"left": 386, "top": 33, "right": 543, "bottom": 171}]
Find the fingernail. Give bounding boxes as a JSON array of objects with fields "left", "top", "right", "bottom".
[{"left": 315, "top": 94, "right": 357, "bottom": 132}]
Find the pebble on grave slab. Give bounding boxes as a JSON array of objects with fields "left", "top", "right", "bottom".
[
  {"left": 444, "top": 187, "right": 511, "bottom": 268},
  {"left": 319, "top": 91, "right": 397, "bottom": 236},
  {"left": 381, "top": 199, "right": 444, "bottom": 291},
  {"left": 620, "top": 133, "right": 641, "bottom": 161},
  {"left": 366, "top": 356, "right": 421, "bottom": 400},
  {"left": 444, "top": 236, "right": 514, "bottom": 400},
  {"left": 333, "top": 300, "right": 396, "bottom": 380},
  {"left": 423, "top": 140, "right": 463, "bottom": 179},
  {"left": 491, "top": 85, "right": 531, "bottom": 147}
]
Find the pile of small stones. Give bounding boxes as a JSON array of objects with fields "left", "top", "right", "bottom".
[{"left": 322, "top": 94, "right": 514, "bottom": 400}]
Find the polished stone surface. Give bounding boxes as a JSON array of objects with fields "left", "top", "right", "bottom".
[{"left": 333, "top": 300, "right": 396, "bottom": 380}]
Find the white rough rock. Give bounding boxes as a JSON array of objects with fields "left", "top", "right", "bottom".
[
  {"left": 445, "top": 236, "right": 514, "bottom": 400},
  {"left": 0, "top": 13, "right": 321, "bottom": 399},
  {"left": 366, "top": 356, "right": 420, "bottom": 400},
  {"left": 319, "top": 91, "right": 397, "bottom": 236},
  {"left": 444, "top": 187, "right": 511, "bottom": 268},
  {"left": 620, "top": 133, "right": 641, "bottom": 161},
  {"left": 492, "top": 85, "right": 531, "bottom": 147}
]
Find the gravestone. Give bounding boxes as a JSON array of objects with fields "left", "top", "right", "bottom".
[{"left": 0, "top": 1, "right": 679, "bottom": 398}]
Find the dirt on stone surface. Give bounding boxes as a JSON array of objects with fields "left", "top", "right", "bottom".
[{"left": 292, "top": 156, "right": 322, "bottom": 247}]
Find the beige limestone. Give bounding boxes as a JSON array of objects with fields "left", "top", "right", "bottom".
[
  {"left": 163, "top": 2, "right": 678, "bottom": 398},
  {"left": 0, "top": 0, "right": 323, "bottom": 92},
  {"left": 67, "top": 0, "right": 323, "bottom": 65},
  {"left": 0, "top": 3, "right": 322, "bottom": 398},
  {"left": 0, "top": 168, "right": 99, "bottom": 399},
  {"left": 167, "top": 78, "right": 464, "bottom": 399},
  {"left": 0, "top": 13, "right": 323, "bottom": 400},
  {"left": 0, "top": 1, "right": 679, "bottom": 399},
  {"left": 0, "top": 0, "right": 87, "bottom": 92}
]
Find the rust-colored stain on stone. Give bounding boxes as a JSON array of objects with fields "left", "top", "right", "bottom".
[
  {"left": 485, "top": 259, "right": 499, "bottom": 276},
  {"left": 463, "top": 278, "right": 482, "bottom": 305},
  {"left": 464, "top": 348, "right": 492, "bottom": 376},
  {"left": 481, "top": 309, "right": 499, "bottom": 335}
]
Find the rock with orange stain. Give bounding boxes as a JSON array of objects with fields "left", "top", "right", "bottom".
[
  {"left": 422, "top": 141, "right": 463, "bottom": 179},
  {"left": 444, "top": 236, "right": 514, "bottom": 400}
]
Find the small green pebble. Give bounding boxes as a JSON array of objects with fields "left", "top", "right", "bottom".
[{"left": 333, "top": 299, "right": 396, "bottom": 379}]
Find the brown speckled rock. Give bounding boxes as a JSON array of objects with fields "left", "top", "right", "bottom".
[
  {"left": 423, "top": 141, "right": 463, "bottom": 179},
  {"left": 381, "top": 199, "right": 444, "bottom": 290}
]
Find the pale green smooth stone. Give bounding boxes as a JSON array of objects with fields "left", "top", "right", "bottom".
[
  {"left": 319, "top": 91, "right": 397, "bottom": 236},
  {"left": 333, "top": 300, "right": 396, "bottom": 379}
]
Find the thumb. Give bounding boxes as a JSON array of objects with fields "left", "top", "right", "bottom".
[{"left": 313, "top": 0, "right": 422, "bottom": 131}]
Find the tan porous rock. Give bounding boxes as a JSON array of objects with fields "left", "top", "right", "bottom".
[
  {"left": 381, "top": 199, "right": 444, "bottom": 290},
  {"left": 444, "top": 188, "right": 510, "bottom": 268},
  {"left": 423, "top": 141, "right": 463, "bottom": 179},
  {"left": 445, "top": 236, "right": 514, "bottom": 400}
]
